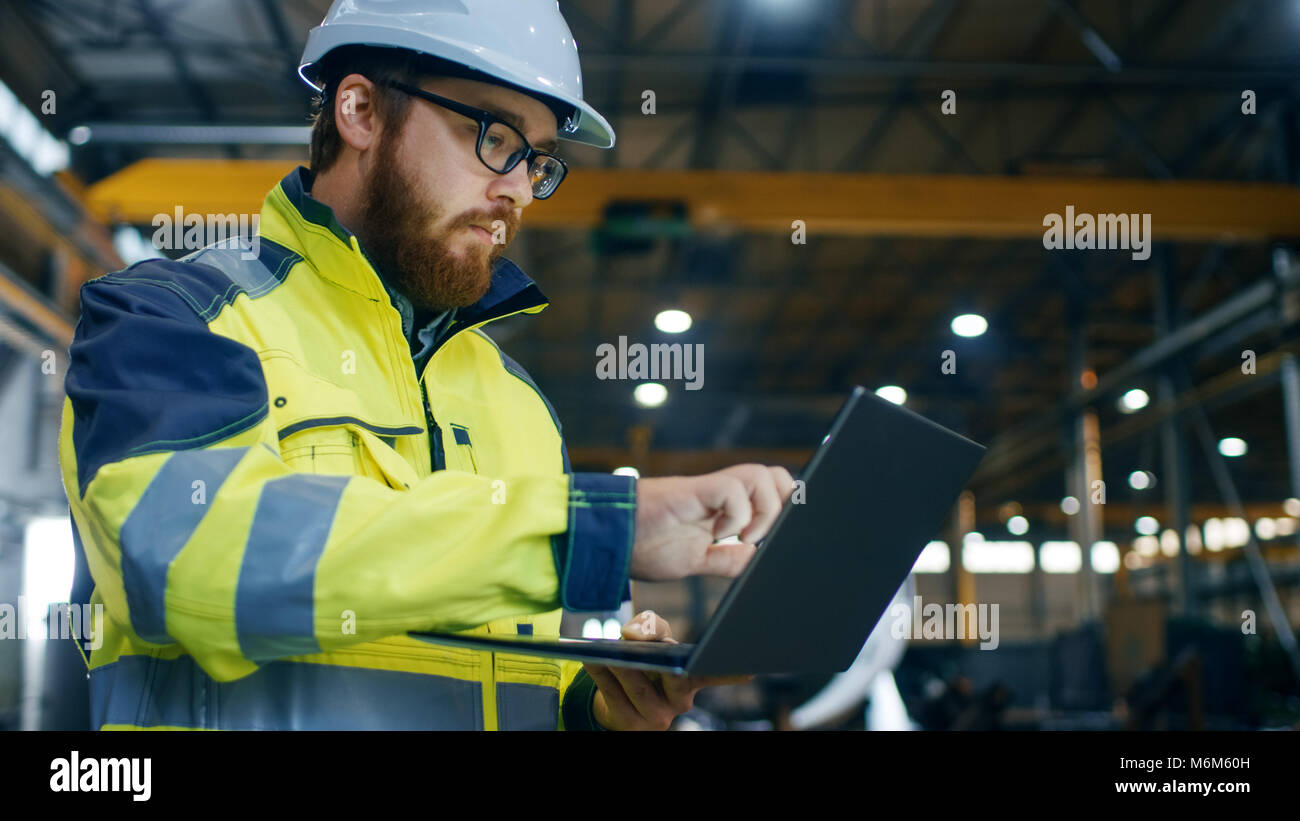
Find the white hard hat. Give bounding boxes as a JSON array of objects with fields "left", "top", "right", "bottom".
[{"left": 299, "top": 0, "right": 614, "bottom": 149}]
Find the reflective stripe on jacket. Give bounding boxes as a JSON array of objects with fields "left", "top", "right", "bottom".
[{"left": 59, "top": 166, "right": 631, "bottom": 730}]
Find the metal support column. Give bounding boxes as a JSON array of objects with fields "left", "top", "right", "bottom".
[
  {"left": 1278, "top": 250, "right": 1300, "bottom": 551},
  {"left": 1080, "top": 409, "right": 1104, "bottom": 617},
  {"left": 1155, "top": 247, "right": 1194, "bottom": 615},
  {"left": 952, "top": 490, "right": 976, "bottom": 644},
  {"left": 1067, "top": 293, "right": 1102, "bottom": 620},
  {"left": 1283, "top": 353, "right": 1300, "bottom": 525},
  {"left": 1189, "top": 402, "right": 1300, "bottom": 683}
]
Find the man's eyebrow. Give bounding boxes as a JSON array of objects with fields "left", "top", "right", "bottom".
[{"left": 479, "top": 103, "right": 560, "bottom": 153}]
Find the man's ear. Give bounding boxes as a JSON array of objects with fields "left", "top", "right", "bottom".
[{"left": 334, "top": 73, "right": 382, "bottom": 154}]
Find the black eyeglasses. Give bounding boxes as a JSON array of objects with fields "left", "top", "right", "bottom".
[{"left": 386, "top": 81, "right": 568, "bottom": 199}]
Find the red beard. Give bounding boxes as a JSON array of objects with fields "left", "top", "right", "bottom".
[{"left": 357, "top": 132, "right": 520, "bottom": 312}]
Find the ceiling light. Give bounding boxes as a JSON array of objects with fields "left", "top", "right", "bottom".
[
  {"left": 654, "top": 309, "right": 692, "bottom": 334},
  {"left": 875, "top": 385, "right": 907, "bottom": 405},
  {"left": 1218, "top": 437, "right": 1247, "bottom": 457},
  {"left": 1118, "top": 389, "right": 1149, "bottom": 413},
  {"left": 1040, "top": 541, "right": 1082, "bottom": 573},
  {"left": 634, "top": 382, "right": 667, "bottom": 407},
  {"left": 1090, "top": 541, "right": 1120, "bottom": 574},
  {"left": 1255, "top": 518, "right": 1277, "bottom": 540},
  {"left": 951, "top": 313, "right": 988, "bottom": 338},
  {"left": 913, "top": 541, "right": 950, "bottom": 573}
]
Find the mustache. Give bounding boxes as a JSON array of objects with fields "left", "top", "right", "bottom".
[{"left": 452, "top": 207, "right": 520, "bottom": 240}]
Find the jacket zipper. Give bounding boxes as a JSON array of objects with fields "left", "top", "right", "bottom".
[
  {"left": 419, "top": 376, "right": 446, "bottom": 473},
  {"left": 415, "top": 308, "right": 542, "bottom": 475},
  {"left": 418, "top": 367, "right": 494, "bottom": 726},
  {"left": 412, "top": 312, "right": 548, "bottom": 731}
]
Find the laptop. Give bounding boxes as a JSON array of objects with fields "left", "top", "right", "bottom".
[{"left": 409, "top": 386, "right": 985, "bottom": 676}]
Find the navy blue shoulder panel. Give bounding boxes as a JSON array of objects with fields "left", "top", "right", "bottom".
[
  {"left": 174, "top": 236, "right": 301, "bottom": 321},
  {"left": 66, "top": 241, "right": 298, "bottom": 497},
  {"left": 86, "top": 236, "right": 300, "bottom": 322}
]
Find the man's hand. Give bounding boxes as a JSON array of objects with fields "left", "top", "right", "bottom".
[
  {"left": 631, "top": 464, "right": 794, "bottom": 581},
  {"left": 585, "top": 610, "right": 752, "bottom": 731}
]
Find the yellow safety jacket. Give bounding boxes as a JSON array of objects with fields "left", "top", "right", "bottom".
[{"left": 58, "top": 167, "right": 634, "bottom": 730}]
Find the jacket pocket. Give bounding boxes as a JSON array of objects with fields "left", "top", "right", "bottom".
[
  {"left": 447, "top": 423, "right": 479, "bottom": 474},
  {"left": 495, "top": 656, "right": 561, "bottom": 731},
  {"left": 280, "top": 637, "right": 487, "bottom": 730},
  {"left": 495, "top": 655, "right": 562, "bottom": 688},
  {"left": 280, "top": 421, "right": 422, "bottom": 489},
  {"left": 279, "top": 426, "right": 353, "bottom": 475},
  {"left": 349, "top": 424, "right": 422, "bottom": 489},
  {"left": 327, "top": 634, "right": 484, "bottom": 679}
]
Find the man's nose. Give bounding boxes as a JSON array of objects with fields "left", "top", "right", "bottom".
[{"left": 488, "top": 160, "right": 534, "bottom": 209}]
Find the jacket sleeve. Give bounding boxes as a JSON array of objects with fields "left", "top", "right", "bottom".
[{"left": 59, "top": 269, "right": 636, "bottom": 683}]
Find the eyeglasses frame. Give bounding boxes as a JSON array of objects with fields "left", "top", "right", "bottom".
[{"left": 385, "top": 80, "right": 569, "bottom": 199}]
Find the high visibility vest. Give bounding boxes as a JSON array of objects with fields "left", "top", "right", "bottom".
[{"left": 59, "top": 167, "right": 633, "bottom": 730}]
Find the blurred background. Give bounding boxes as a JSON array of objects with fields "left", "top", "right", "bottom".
[{"left": 1, "top": 0, "right": 1299, "bottom": 730}]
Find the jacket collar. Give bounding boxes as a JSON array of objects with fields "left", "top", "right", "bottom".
[{"left": 262, "top": 167, "right": 549, "bottom": 345}]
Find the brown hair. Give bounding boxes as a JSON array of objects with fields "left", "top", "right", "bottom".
[{"left": 308, "top": 46, "right": 429, "bottom": 174}]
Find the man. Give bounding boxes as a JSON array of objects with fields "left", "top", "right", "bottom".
[{"left": 59, "top": 0, "right": 793, "bottom": 731}]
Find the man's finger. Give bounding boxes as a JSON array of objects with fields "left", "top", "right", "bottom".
[
  {"left": 769, "top": 466, "right": 795, "bottom": 503},
  {"left": 621, "top": 610, "right": 676, "bottom": 643},
  {"left": 738, "top": 468, "right": 782, "bottom": 544},
  {"left": 659, "top": 674, "right": 699, "bottom": 714},
  {"left": 607, "top": 665, "right": 670, "bottom": 725},
  {"left": 699, "top": 475, "right": 751, "bottom": 542},
  {"left": 698, "top": 541, "right": 756, "bottom": 576},
  {"left": 584, "top": 664, "right": 638, "bottom": 723}
]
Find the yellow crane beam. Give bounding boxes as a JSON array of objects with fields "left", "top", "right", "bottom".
[{"left": 87, "top": 158, "right": 1300, "bottom": 241}]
